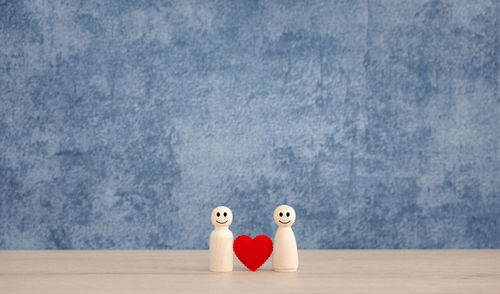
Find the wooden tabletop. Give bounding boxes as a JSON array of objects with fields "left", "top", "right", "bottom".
[{"left": 1, "top": 250, "right": 499, "bottom": 293}]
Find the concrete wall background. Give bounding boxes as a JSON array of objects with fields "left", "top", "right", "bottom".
[{"left": 1, "top": 0, "right": 499, "bottom": 249}]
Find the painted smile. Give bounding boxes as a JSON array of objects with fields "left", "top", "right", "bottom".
[
  {"left": 279, "top": 220, "right": 291, "bottom": 224},
  {"left": 216, "top": 220, "right": 228, "bottom": 224}
]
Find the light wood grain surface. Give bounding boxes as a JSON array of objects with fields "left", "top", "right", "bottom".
[{"left": 1, "top": 250, "right": 499, "bottom": 293}]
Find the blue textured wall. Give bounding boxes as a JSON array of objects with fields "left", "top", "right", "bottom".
[{"left": 1, "top": 0, "right": 499, "bottom": 249}]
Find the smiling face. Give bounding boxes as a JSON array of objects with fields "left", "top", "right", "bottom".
[
  {"left": 274, "top": 205, "right": 296, "bottom": 227},
  {"left": 211, "top": 206, "right": 233, "bottom": 227}
]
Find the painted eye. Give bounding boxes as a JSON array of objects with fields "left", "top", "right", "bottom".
[
  {"left": 223, "top": 212, "right": 227, "bottom": 217},
  {"left": 286, "top": 212, "right": 290, "bottom": 217},
  {"left": 216, "top": 212, "right": 220, "bottom": 217},
  {"left": 279, "top": 212, "right": 283, "bottom": 217}
]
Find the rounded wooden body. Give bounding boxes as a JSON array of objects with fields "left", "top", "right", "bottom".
[
  {"left": 272, "top": 227, "right": 298, "bottom": 272},
  {"left": 209, "top": 228, "right": 234, "bottom": 272}
]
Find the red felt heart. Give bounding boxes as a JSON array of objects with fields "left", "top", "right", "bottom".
[{"left": 233, "top": 235, "right": 273, "bottom": 271}]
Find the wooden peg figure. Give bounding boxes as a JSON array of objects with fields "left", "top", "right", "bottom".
[
  {"left": 272, "top": 205, "right": 298, "bottom": 272},
  {"left": 209, "top": 206, "right": 233, "bottom": 272}
]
